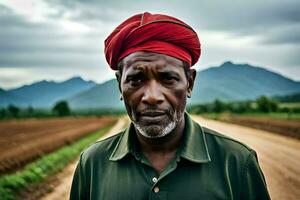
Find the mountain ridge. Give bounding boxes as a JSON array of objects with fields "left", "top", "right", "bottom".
[
  {"left": 1, "top": 77, "right": 97, "bottom": 108},
  {"left": 1, "top": 61, "right": 300, "bottom": 108}
]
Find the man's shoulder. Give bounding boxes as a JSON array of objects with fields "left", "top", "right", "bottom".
[
  {"left": 80, "top": 130, "right": 124, "bottom": 162},
  {"left": 201, "top": 126, "right": 255, "bottom": 159}
]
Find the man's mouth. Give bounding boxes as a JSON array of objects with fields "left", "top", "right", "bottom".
[
  {"left": 138, "top": 110, "right": 168, "bottom": 122},
  {"left": 140, "top": 110, "right": 166, "bottom": 117}
]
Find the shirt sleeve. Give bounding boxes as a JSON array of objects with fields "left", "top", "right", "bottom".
[
  {"left": 70, "top": 153, "right": 88, "bottom": 200},
  {"left": 241, "top": 150, "right": 271, "bottom": 200}
]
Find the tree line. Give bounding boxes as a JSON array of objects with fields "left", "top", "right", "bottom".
[
  {"left": 0, "top": 101, "right": 71, "bottom": 119},
  {"left": 188, "top": 96, "right": 300, "bottom": 114},
  {"left": 1, "top": 96, "right": 299, "bottom": 120},
  {"left": 0, "top": 101, "right": 125, "bottom": 120}
]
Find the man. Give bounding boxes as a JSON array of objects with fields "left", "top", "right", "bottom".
[{"left": 70, "top": 12, "right": 270, "bottom": 200}]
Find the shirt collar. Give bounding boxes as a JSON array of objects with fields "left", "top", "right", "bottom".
[
  {"left": 109, "top": 112, "right": 211, "bottom": 163},
  {"left": 109, "top": 122, "right": 133, "bottom": 161},
  {"left": 178, "top": 113, "right": 211, "bottom": 163}
]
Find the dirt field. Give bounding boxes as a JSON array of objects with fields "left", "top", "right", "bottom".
[
  {"left": 0, "top": 117, "right": 116, "bottom": 174},
  {"left": 217, "top": 114, "right": 300, "bottom": 139}
]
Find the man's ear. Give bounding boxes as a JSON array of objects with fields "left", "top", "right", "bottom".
[
  {"left": 115, "top": 71, "right": 122, "bottom": 93},
  {"left": 187, "top": 69, "right": 196, "bottom": 97}
]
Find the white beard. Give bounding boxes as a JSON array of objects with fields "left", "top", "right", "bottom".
[{"left": 133, "top": 120, "right": 177, "bottom": 138}]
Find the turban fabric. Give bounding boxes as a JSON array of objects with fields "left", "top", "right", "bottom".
[{"left": 104, "top": 12, "right": 201, "bottom": 70}]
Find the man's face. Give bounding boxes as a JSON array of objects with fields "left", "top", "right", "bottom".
[{"left": 117, "top": 51, "right": 195, "bottom": 138}]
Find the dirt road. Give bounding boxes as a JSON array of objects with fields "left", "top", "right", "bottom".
[{"left": 41, "top": 116, "right": 299, "bottom": 200}]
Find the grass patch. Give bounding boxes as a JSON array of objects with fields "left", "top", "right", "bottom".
[
  {"left": 235, "top": 112, "right": 300, "bottom": 120},
  {"left": 279, "top": 102, "right": 300, "bottom": 109},
  {"left": 201, "top": 113, "right": 222, "bottom": 120},
  {"left": 0, "top": 122, "right": 115, "bottom": 200},
  {"left": 202, "top": 112, "right": 300, "bottom": 121}
]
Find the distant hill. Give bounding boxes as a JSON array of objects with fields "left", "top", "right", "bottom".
[
  {"left": 189, "top": 61, "right": 300, "bottom": 104},
  {"left": 1, "top": 61, "right": 300, "bottom": 109},
  {"left": 0, "top": 88, "right": 29, "bottom": 107},
  {"left": 67, "top": 79, "right": 123, "bottom": 109},
  {"left": 0, "top": 77, "right": 96, "bottom": 108},
  {"left": 68, "top": 61, "right": 300, "bottom": 109}
]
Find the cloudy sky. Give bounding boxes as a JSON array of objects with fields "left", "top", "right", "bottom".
[{"left": 1, "top": 0, "right": 299, "bottom": 89}]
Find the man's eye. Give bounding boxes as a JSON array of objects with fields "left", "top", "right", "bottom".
[
  {"left": 131, "top": 77, "right": 142, "bottom": 83},
  {"left": 165, "top": 76, "right": 175, "bottom": 80},
  {"left": 127, "top": 76, "right": 144, "bottom": 86},
  {"left": 163, "top": 75, "right": 179, "bottom": 83}
]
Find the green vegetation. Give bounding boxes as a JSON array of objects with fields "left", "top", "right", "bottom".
[
  {"left": 188, "top": 96, "right": 300, "bottom": 120},
  {"left": 0, "top": 123, "right": 115, "bottom": 200},
  {"left": 256, "top": 96, "right": 278, "bottom": 112},
  {"left": 52, "top": 101, "right": 71, "bottom": 116},
  {"left": 0, "top": 103, "right": 125, "bottom": 121},
  {"left": 274, "top": 92, "right": 300, "bottom": 103},
  {"left": 279, "top": 102, "right": 300, "bottom": 109},
  {"left": 7, "top": 105, "right": 20, "bottom": 118},
  {"left": 202, "top": 112, "right": 300, "bottom": 121},
  {"left": 0, "top": 106, "right": 52, "bottom": 120},
  {"left": 238, "top": 112, "right": 300, "bottom": 120}
]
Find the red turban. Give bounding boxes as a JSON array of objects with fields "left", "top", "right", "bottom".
[{"left": 104, "top": 12, "right": 201, "bottom": 70}]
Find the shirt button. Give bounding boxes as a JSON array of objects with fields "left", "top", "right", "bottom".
[
  {"left": 152, "top": 177, "right": 158, "bottom": 183},
  {"left": 153, "top": 186, "right": 160, "bottom": 193}
]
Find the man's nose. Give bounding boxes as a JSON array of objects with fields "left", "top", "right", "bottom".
[{"left": 141, "top": 80, "right": 164, "bottom": 105}]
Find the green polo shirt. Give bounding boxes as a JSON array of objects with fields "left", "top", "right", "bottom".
[{"left": 70, "top": 113, "right": 270, "bottom": 200}]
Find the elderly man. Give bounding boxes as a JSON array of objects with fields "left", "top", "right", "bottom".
[{"left": 70, "top": 12, "right": 270, "bottom": 200}]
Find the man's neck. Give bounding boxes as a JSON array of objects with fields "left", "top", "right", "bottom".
[{"left": 135, "top": 116, "right": 185, "bottom": 174}]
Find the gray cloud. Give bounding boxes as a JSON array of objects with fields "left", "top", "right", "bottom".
[
  {"left": 259, "top": 24, "right": 300, "bottom": 45},
  {"left": 0, "top": 0, "right": 299, "bottom": 89},
  {"left": 46, "top": 0, "right": 128, "bottom": 24},
  {"left": 45, "top": 0, "right": 300, "bottom": 45},
  {"left": 0, "top": 4, "right": 105, "bottom": 69}
]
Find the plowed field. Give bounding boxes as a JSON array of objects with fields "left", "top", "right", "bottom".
[
  {"left": 0, "top": 117, "right": 116, "bottom": 174},
  {"left": 216, "top": 114, "right": 300, "bottom": 139}
]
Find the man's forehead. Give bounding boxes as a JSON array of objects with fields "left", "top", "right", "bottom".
[{"left": 122, "top": 51, "right": 184, "bottom": 71}]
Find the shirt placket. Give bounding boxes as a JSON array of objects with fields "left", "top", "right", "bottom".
[
  {"left": 133, "top": 145, "right": 181, "bottom": 200},
  {"left": 148, "top": 158, "right": 179, "bottom": 200}
]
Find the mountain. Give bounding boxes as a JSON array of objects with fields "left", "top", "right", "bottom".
[
  {"left": 0, "top": 88, "right": 30, "bottom": 107},
  {"left": 67, "top": 79, "right": 123, "bottom": 109},
  {"left": 1, "top": 61, "right": 300, "bottom": 109},
  {"left": 189, "top": 61, "right": 300, "bottom": 104},
  {"left": 0, "top": 77, "right": 96, "bottom": 108},
  {"left": 68, "top": 62, "right": 300, "bottom": 109}
]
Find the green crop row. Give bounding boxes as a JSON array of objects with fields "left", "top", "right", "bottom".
[{"left": 0, "top": 123, "right": 115, "bottom": 200}]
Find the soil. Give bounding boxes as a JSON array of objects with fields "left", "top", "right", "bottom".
[
  {"left": 217, "top": 114, "right": 300, "bottom": 139},
  {"left": 0, "top": 116, "right": 117, "bottom": 174}
]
